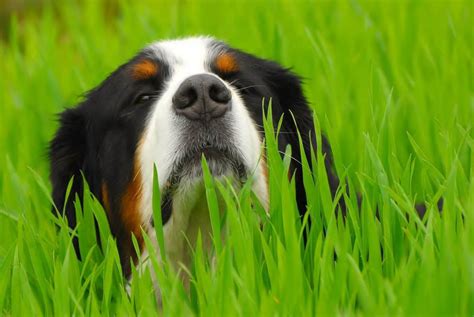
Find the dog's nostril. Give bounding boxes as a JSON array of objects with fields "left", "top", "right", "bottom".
[
  {"left": 173, "top": 86, "right": 197, "bottom": 109},
  {"left": 209, "top": 83, "right": 231, "bottom": 104}
]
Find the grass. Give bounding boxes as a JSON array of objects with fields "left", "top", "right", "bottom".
[{"left": 0, "top": 0, "right": 472, "bottom": 315}]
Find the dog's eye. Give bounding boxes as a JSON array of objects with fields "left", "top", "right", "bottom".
[{"left": 134, "top": 93, "right": 158, "bottom": 105}]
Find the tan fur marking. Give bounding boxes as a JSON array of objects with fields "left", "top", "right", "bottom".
[
  {"left": 101, "top": 182, "right": 110, "bottom": 215},
  {"left": 113, "top": 137, "right": 146, "bottom": 278},
  {"left": 121, "top": 163, "right": 144, "bottom": 251},
  {"left": 215, "top": 53, "right": 239, "bottom": 73},
  {"left": 132, "top": 59, "right": 158, "bottom": 80}
]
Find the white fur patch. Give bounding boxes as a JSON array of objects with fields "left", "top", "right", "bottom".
[{"left": 133, "top": 37, "right": 268, "bottom": 297}]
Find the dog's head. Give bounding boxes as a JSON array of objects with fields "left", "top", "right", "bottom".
[{"left": 49, "top": 36, "right": 321, "bottom": 274}]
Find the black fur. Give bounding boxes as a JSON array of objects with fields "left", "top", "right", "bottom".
[
  {"left": 49, "top": 108, "right": 86, "bottom": 254},
  {"left": 49, "top": 51, "right": 170, "bottom": 276},
  {"left": 212, "top": 47, "right": 341, "bottom": 217}
]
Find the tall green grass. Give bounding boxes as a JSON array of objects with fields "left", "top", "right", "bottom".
[{"left": 0, "top": 0, "right": 472, "bottom": 315}]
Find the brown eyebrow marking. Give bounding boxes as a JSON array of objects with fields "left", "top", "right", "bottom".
[
  {"left": 215, "top": 52, "right": 239, "bottom": 73},
  {"left": 131, "top": 59, "right": 159, "bottom": 80}
]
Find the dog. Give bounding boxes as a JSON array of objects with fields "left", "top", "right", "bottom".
[{"left": 48, "top": 36, "right": 347, "bottom": 285}]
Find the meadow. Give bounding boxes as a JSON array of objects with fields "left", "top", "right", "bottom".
[{"left": 0, "top": 0, "right": 472, "bottom": 315}]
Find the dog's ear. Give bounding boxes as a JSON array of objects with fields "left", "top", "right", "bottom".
[
  {"left": 49, "top": 107, "right": 87, "bottom": 251},
  {"left": 258, "top": 62, "right": 342, "bottom": 217}
]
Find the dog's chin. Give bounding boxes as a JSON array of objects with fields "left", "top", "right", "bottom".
[{"left": 167, "top": 146, "right": 247, "bottom": 190}]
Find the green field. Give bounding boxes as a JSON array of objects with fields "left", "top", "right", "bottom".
[{"left": 0, "top": 0, "right": 472, "bottom": 315}]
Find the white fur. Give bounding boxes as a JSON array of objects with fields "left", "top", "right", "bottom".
[{"left": 132, "top": 37, "right": 268, "bottom": 298}]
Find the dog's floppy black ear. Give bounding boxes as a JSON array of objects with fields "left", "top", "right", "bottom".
[
  {"left": 259, "top": 62, "right": 342, "bottom": 217},
  {"left": 49, "top": 107, "right": 87, "bottom": 246}
]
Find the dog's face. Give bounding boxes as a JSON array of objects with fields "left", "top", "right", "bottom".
[
  {"left": 50, "top": 36, "right": 322, "bottom": 276},
  {"left": 137, "top": 38, "right": 266, "bottom": 205}
]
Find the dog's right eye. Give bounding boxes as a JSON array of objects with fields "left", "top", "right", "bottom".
[{"left": 134, "top": 93, "right": 158, "bottom": 105}]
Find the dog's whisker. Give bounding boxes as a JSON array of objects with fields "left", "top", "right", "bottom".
[{"left": 234, "top": 84, "right": 266, "bottom": 91}]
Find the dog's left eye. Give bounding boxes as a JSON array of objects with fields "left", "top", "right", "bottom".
[{"left": 134, "top": 93, "right": 158, "bottom": 105}]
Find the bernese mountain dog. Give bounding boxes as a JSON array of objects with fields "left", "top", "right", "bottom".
[{"left": 48, "top": 36, "right": 341, "bottom": 285}]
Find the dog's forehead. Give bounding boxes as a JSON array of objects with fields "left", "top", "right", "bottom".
[{"left": 147, "top": 36, "right": 222, "bottom": 69}]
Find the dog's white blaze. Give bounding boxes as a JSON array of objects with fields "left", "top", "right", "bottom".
[{"left": 135, "top": 37, "right": 268, "bottom": 294}]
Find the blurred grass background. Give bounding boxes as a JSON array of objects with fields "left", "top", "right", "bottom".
[{"left": 0, "top": 0, "right": 472, "bottom": 315}]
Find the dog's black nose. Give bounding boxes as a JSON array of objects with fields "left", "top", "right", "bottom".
[{"left": 173, "top": 74, "right": 231, "bottom": 121}]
